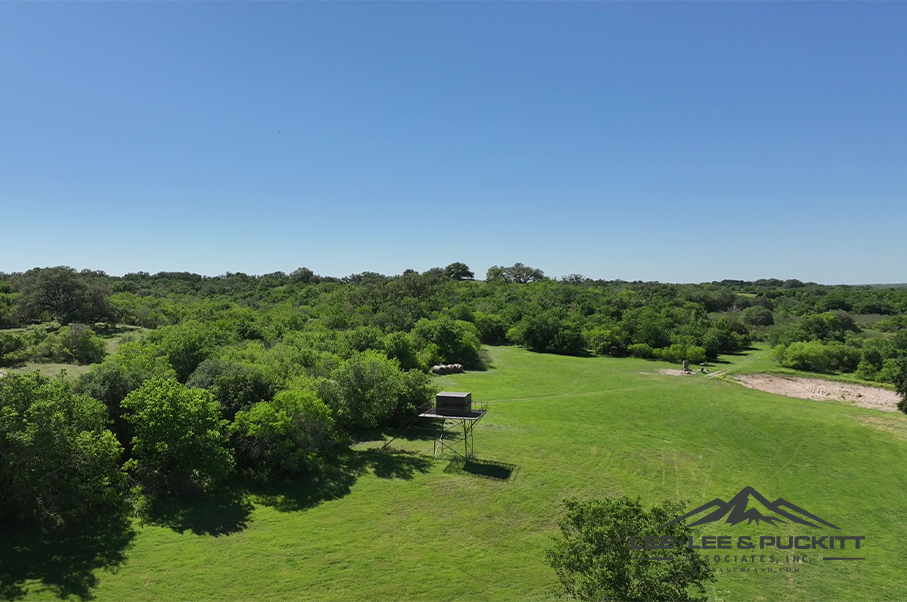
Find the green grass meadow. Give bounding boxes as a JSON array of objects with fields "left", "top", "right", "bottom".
[{"left": 3, "top": 346, "right": 907, "bottom": 601}]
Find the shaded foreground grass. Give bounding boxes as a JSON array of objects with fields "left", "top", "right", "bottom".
[{"left": 3, "top": 346, "right": 907, "bottom": 601}]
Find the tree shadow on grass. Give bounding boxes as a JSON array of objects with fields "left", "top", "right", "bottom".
[
  {"left": 444, "top": 457, "right": 519, "bottom": 482},
  {"left": 137, "top": 486, "right": 252, "bottom": 537},
  {"left": 251, "top": 448, "right": 433, "bottom": 513},
  {"left": 0, "top": 506, "right": 135, "bottom": 601}
]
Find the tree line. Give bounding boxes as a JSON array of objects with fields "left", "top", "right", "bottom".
[{"left": 3, "top": 264, "right": 907, "bottom": 525}]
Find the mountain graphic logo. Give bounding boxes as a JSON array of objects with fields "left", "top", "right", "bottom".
[{"left": 658, "top": 486, "right": 840, "bottom": 530}]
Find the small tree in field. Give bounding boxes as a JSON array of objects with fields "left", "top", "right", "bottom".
[{"left": 546, "top": 496, "right": 714, "bottom": 602}]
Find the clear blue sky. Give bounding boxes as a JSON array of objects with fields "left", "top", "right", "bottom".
[{"left": 1, "top": 3, "right": 905, "bottom": 284}]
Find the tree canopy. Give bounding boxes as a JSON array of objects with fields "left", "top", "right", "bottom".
[{"left": 546, "top": 496, "right": 714, "bottom": 602}]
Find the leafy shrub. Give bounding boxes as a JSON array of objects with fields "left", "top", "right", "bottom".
[
  {"left": 879, "top": 358, "right": 904, "bottom": 385},
  {"left": 587, "top": 327, "right": 621, "bottom": 356},
  {"left": 342, "top": 326, "right": 385, "bottom": 355},
  {"left": 390, "top": 369, "right": 439, "bottom": 423},
  {"left": 0, "top": 373, "right": 123, "bottom": 523},
  {"left": 187, "top": 358, "right": 276, "bottom": 420},
  {"left": 123, "top": 378, "right": 234, "bottom": 498},
  {"left": 383, "top": 331, "right": 420, "bottom": 370},
  {"left": 412, "top": 317, "right": 482, "bottom": 368},
  {"left": 146, "top": 322, "right": 215, "bottom": 382},
  {"left": 701, "top": 322, "right": 746, "bottom": 359},
  {"left": 553, "top": 321, "right": 587, "bottom": 356},
  {"left": 508, "top": 313, "right": 587, "bottom": 355},
  {"left": 232, "top": 389, "right": 336, "bottom": 478},
  {"left": 0, "top": 332, "right": 28, "bottom": 366},
  {"left": 76, "top": 347, "right": 176, "bottom": 449},
  {"left": 773, "top": 341, "right": 860, "bottom": 373},
  {"left": 741, "top": 305, "right": 774, "bottom": 327},
  {"left": 317, "top": 350, "right": 404, "bottom": 431},
  {"left": 655, "top": 344, "right": 707, "bottom": 364},
  {"left": 774, "top": 342, "right": 832, "bottom": 372},
  {"left": 854, "top": 359, "right": 879, "bottom": 381},
  {"left": 29, "top": 323, "right": 107, "bottom": 365},
  {"left": 416, "top": 342, "right": 443, "bottom": 370},
  {"left": 627, "top": 343, "right": 654, "bottom": 359},
  {"left": 473, "top": 312, "right": 507, "bottom": 345},
  {"left": 63, "top": 323, "right": 107, "bottom": 364},
  {"left": 448, "top": 303, "right": 474, "bottom": 322}
]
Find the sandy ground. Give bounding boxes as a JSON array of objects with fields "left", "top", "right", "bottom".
[
  {"left": 735, "top": 374, "right": 901, "bottom": 412},
  {"left": 658, "top": 369, "right": 694, "bottom": 377}
]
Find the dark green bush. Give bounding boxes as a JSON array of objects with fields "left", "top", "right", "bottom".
[
  {"left": 627, "top": 343, "right": 654, "bottom": 359},
  {"left": 232, "top": 389, "right": 336, "bottom": 478},
  {"left": 0, "top": 373, "right": 124, "bottom": 523},
  {"left": 546, "top": 496, "right": 714, "bottom": 601},
  {"left": 123, "top": 378, "right": 234, "bottom": 498},
  {"left": 0, "top": 332, "right": 28, "bottom": 366},
  {"left": 187, "top": 358, "right": 276, "bottom": 421},
  {"left": 412, "top": 317, "right": 482, "bottom": 368}
]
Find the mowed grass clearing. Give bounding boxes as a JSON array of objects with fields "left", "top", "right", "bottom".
[
  {"left": 3, "top": 346, "right": 907, "bottom": 601},
  {"left": 1, "top": 325, "right": 146, "bottom": 381}
]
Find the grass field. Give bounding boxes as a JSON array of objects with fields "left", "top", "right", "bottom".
[
  {"left": 0, "top": 325, "right": 145, "bottom": 381},
  {"left": 3, "top": 346, "right": 907, "bottom": 601}
]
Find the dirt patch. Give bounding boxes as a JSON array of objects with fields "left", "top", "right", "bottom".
[
  {"left": 658, "top": 369, "right": 694, "bottom": 377},
  {"left": 735, "top": 374, "right": 901, "bottom": 412},
  {"left": 639, "top": 369, "right": 695, "bottom": 377}
]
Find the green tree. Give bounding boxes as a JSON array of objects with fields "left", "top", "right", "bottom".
[
  {"left": 13, "top": 266, "right": 114, "bottom": 325},
  {"left": 894, "top": 357, "right": 907, "bottom": 414},
  {"left": 0, "top": 332, "right": 28, "bottom": 366},
  {"left": 546, "top": 496, "right": 714, "bottom": 602},
  {"left": 444, "top": 262, "right": 474, "bottom": 281},
  {"left": 412, "top": 317, "right": 482, "bottom": 368},
  {"left": 186, "top": 358, "right": 276, "bottom": 420},
  {"left": 473, "top": 312, "right": 507, "bottom": 345},
  {"left": 485, "top": 265, "right": 507, "bottom": 282},
  {"left": 390, "top": 369, "right": 439, "bottom": 423},
  {"left": 506, "top": 262, "right": 545, "bottom": 284},
  {"left": 232, "top": 389, "right": 336, "bottom": 478},
  {"left": 0, "top": 373, "right": 124, "bottom": 523},
  {"left": 383, "top": 331, "right": 421, "bottom": 370},
  {"left": 146, "top": 322, "right": 214, "bottom": 382},
  {"left": 75, "top": 342, "right": 177, "bottom": 448},
  {"left": 317, "top": 350, "right": 403, "bottom": 430},
  {"left": 122, "top": 378, "right": 234, "bottom": 498},
  {"left": 508, "top": 312, "right": 586, "bottom": 355},
  {"left": 740, "top": 305, "right": 774, "bottom": 327}
]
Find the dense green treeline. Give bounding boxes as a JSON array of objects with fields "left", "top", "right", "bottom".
[{"left": 3, "top": 264, "right": 907, "bottom": 526}]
